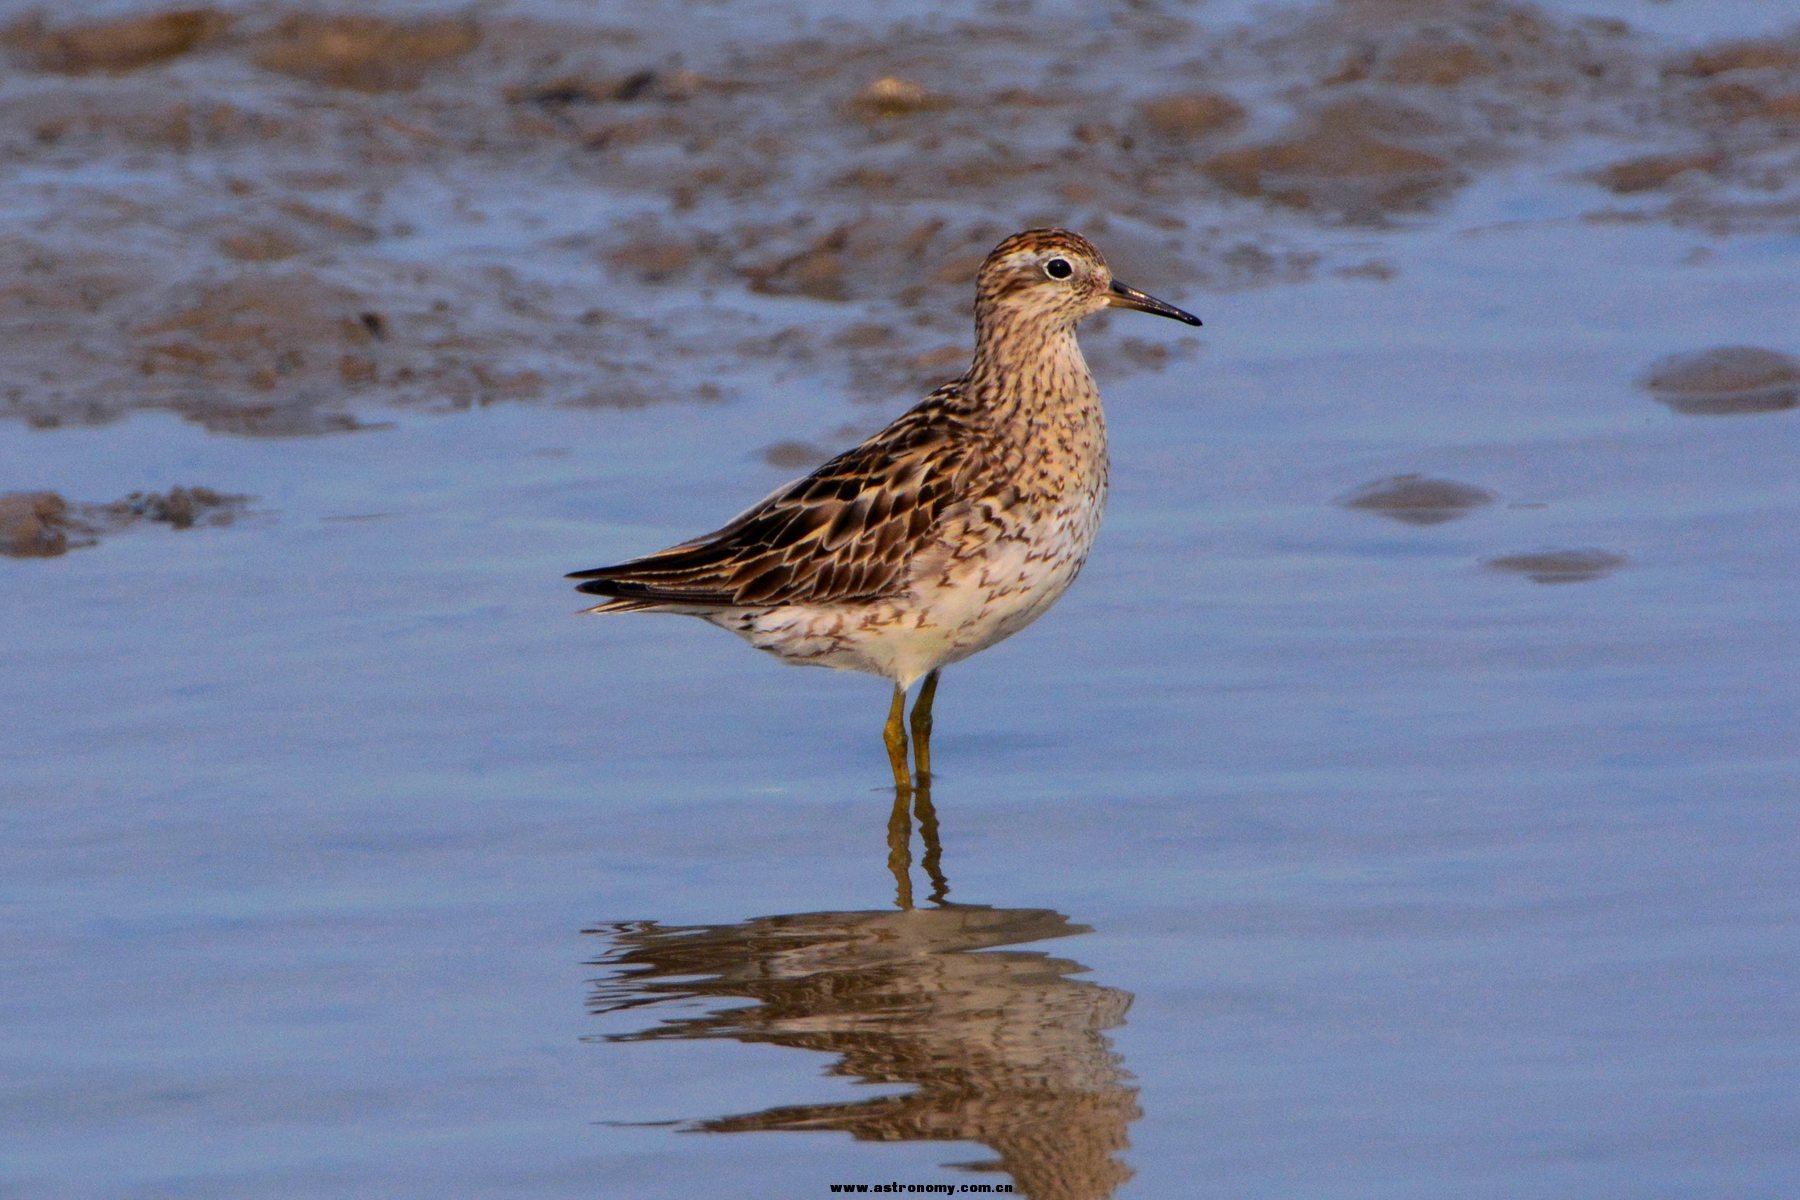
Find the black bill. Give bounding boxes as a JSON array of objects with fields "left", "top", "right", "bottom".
[{"left": 1106, "top": 278, "right": 1202, "bottom": 326}]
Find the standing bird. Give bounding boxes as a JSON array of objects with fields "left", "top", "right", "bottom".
[{"left": 569, "top": 229, "right": 1200, "bottom": 788}]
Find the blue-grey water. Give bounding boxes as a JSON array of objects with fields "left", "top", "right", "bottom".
[{"left": 4, "top": 0, "right": 1798, "bottom": 1196}]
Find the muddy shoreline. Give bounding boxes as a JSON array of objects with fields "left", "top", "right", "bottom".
[{"left": 3, "top": 1, "right": 1793, "bottom": 441}]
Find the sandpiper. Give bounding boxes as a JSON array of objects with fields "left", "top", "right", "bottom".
[{"left": 569, "top": 229, "right": 1201, "bottom": 787}]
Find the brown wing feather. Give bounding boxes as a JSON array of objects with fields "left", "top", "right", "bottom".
[{"left": 569, "top": 386, "right": 977, "bottom": 611}]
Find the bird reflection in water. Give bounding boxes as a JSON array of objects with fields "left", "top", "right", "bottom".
[{"left": 584, "top": 791, "right": 1141, "bottom": 1199}]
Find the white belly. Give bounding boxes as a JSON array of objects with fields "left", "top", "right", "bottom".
[{"left": 713, "top": 503, "right": 1101, "bottom": 688}]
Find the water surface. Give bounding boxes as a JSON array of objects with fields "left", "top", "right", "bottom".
[{"left": 4, "top": 0, "right": 1798, "bottom": 1196}]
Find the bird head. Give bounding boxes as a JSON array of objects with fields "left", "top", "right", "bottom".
[{"left": 974, "top": 229, "right": 1202, "bottom": 331}]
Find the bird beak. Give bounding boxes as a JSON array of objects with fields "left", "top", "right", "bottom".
[{"left": 1106, "top": 278, "right": 1202, "bottom": 326}]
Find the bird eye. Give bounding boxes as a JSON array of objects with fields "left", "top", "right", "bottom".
[{"left": 1044, "top": 257, "right": 1073, "bottom": 280}]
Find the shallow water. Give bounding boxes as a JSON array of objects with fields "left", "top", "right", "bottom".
[{"left": 5, "top": 1, "right": 1800, "bottom": 1197}]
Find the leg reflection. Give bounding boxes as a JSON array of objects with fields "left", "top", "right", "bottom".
[
  {"left": 885, "top": 772, "right": 949, "bottom": 910},
  {"left": 886, "top": 783, "right": 915, "bottom": 911},
  {"left": 913, "top": 782, "right": 948, "bottom": 905}
]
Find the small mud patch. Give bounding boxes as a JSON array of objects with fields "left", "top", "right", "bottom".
[
  {"left": 508, "top": 68, "right": 701, "bottom": 110},
  {"left": 760, "top": 439, "right": 834, "bottom": 470},
  {"left": 4, "top": 9, "right": 230, "bottom": 74},
  {"left": 1673, "top": 40, "right": 1800, "bottom": 79},
  {"left": 1339, "top": 475, "right": 1495, "bottom": 525},
  {"left": 99, "top": 485, "right": 248, "bottom": 530},
  {"left": 0, "top": 492, "right": 84, "bottom": 557},
  {"left": 1485, "top": 548, "right": 1627, "bottom": 584},
  {"left": 1642, "top": 346, "right": 1800, "bottom": 416},
  {"left": 251, "top": 15, "right": 478, "bottom": 92},
  {"left": 130, "top": 273, "right": 394, "bottom": 435},
  {"left": 1135, "top": 92, "right": 1246, "bottom": 143},
  {"left": 1379, "top": 36, "right": 1497, "bottom": 88},
  {"left": 1, "top": 486, "right": 249, "bottom": 558},
  {"left": 847, "top": 76, "right": 951, "bottom": 122},
  {"left": 1203, "top": 98, "right": 1463, "bottom": 223},
  {"left": 1593, "top": 151, "right": 1724, "bottom": 195}
]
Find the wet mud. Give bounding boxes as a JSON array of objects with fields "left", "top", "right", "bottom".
[
  {"left": 0, "top": 485, "right": 247, "bottom": 557},
  {"left": 1, "top": 1, "right": 1793, "bottom": 438},
  {"left": 1339, "top": 474, "right": 1496, "bottom": 525},
  {"left": 1642, "top": 345, "right": 1800, "bottom": 415},
  {"left": 1484, "top": 546, "right": 1629, "bottom": 583},
  {"left": 4, "top": 9, "right": 231, "bottom": 74}
]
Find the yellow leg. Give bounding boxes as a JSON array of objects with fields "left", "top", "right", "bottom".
[
  {"left": 883, "top": 683, "right": 912, "bottom": 792},
  {"left": 909, "top": 669, "right": 940, "bottom": 784}
]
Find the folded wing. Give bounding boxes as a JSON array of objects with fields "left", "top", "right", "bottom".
[{"left": 568, "top": 397, "right": 975, "bottom": 613}]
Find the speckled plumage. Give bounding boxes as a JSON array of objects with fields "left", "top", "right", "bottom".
[{"left": 569, "top": 229, "right": 1200, "bottom": 697}]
